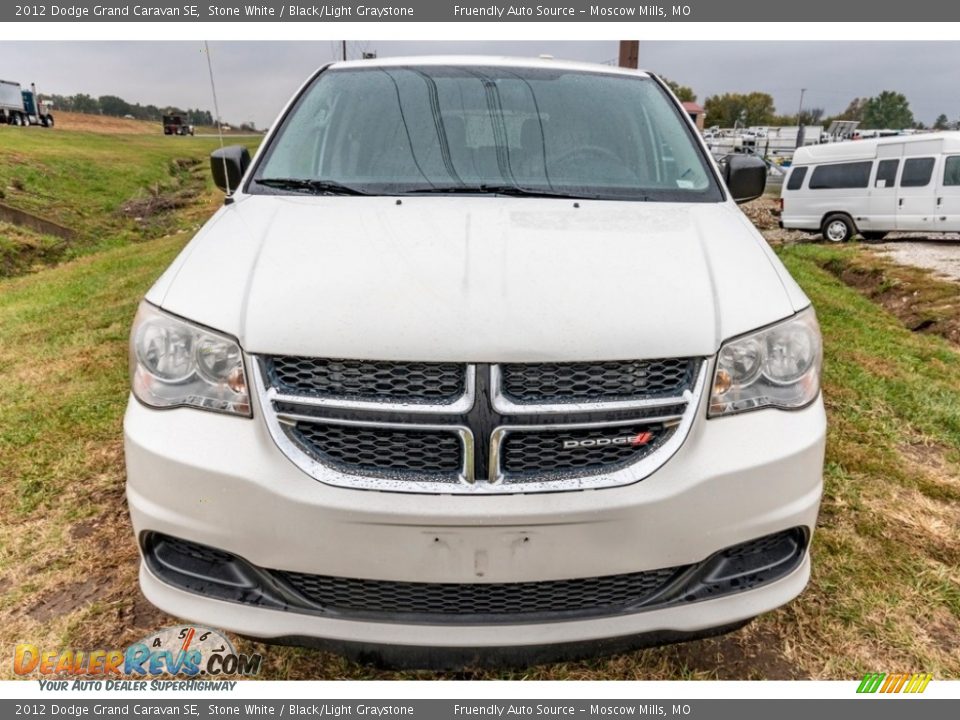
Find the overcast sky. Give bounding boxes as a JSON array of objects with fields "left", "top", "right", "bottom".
[{"left": 2, "top": 41, "right": 957, "bottom": 128}]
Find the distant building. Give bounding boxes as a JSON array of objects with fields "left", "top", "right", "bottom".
[{"left": 682, "top": 101, "right": 705, "bottom": 131}]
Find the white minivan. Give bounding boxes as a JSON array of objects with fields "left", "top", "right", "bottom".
[
  {"left": 124, "top": 57, "right": 826, "bottom": 667},
  {"left": 780, "top": 132, "right": 960, "bottom": 242}
]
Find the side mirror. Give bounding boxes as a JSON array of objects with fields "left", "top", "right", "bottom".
[
  {"left": 723, "top": 154, "right": 767, "bottom": 204},
  {"left": 210, "top": 145, "right": 251, "bottom": 194}
]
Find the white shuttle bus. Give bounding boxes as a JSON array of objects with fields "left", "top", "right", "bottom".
[{"left": 780, "top": 132, "right": 960, "bottom": 242}]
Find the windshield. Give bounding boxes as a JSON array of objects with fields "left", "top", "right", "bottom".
[{"left": 252, "top": 65, "right": 721, "bottom": 201}]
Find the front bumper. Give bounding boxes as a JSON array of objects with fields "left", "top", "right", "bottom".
[
  {"left": 139, "top": 553, "right": 808, "bottom": 668},
  {"left": 124, "top": 391, "right": 825, "bottom": 653}
]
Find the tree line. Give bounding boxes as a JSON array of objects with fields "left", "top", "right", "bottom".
[
  {"left": 662, "top": 79, "right": 957, "bottom": 131},
  {"left": 45, "top": 93, "right": 219, "bottom": 127}
]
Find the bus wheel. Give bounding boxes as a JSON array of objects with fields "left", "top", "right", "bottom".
[{"left": 822, "top": 214, "right": 854, "bottom": 243}]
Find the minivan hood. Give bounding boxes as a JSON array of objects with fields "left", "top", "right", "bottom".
[{"left": 151, "top": 196, "right": 804, "bottom": 361}]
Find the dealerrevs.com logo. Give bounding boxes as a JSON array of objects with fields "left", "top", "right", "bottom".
[{"left": 14, "top": 626, "right": 261, "bottom": 679}]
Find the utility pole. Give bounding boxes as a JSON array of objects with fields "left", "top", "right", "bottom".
[
  {"left": 341, "top": 41, "right": 347, "bottom": 62},
  {"left": 796, "top": 88, "right": 807, "bottom": 149},
  {"left": 618, "top": 41, "right": 639, "bottom": 69}
]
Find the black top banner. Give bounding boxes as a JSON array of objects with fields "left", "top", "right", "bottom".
[{"left": 3, "top": 0, "right": 953, "bottom": 22}]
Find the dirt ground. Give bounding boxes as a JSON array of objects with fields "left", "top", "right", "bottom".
[
  {"left": 54, "top": 112, "right": 158, "bottom": 135},
  {"left": 741, "top": 195, "right": 794, "bottom": 239},
  {"left": 50, "top": 112, "right": 258, "bottom": 137}
]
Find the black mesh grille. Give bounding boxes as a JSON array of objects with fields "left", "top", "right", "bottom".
[
  {"left": 722, "top": 532, "right": 792, "bottom": 559},
  {"left": 144, "top": 528, "right": 807, "bottom": 624},
  {"left": 266, "top": 357, "right": 466, "bottom": 403},
  {"left": 290, "top": 423, "right": 462, "bottom": 476},
  {"left": 158, "top": 536, "right": 234, "bottom": 564},
  {"left": 501, "top": 359, "right": 698, "bottom": 403},
  {"left": 501, "top": 423, "right": 673, "bottom": 478},
  {"left": 278, "top": 566, "right": 682, "bottom": 619}
]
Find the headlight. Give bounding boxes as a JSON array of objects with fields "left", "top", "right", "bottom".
[
  {"left": 130, "top": 302, "right": 251, "bottom": 416},
  {"left": 709, "top": 307, "right": 822, "bottom": 417}
]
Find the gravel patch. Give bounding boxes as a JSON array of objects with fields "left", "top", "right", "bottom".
[
  {"left": 870, "top": 238, "right": 960, "bottom": 283},
  {"left": 741, "top": 196, "right": 960, "bottom": 282}
]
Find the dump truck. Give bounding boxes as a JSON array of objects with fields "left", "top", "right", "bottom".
[
  {"left": 162, "top": 113, "right": 194, "bottom": 136},
  {"left": 1, "top": 80, "right": 54, "bottom": 127}
]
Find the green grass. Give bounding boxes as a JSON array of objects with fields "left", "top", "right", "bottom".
[
  {"left": 0, "top": 235, "right": 187, "bottom": 513},
  {"left": 0, "top": 136, "right": 958, "bottom": 678},
  {"left": 0, "top": 126, "right": 258, "bottom": 276},
  {"left": 782, "top": 244, "right": 960, "bottom": 456},
  {"left": 0, "top": 222, "right": 64, "bottom": 276},
  {"left": 773, "top": 244, "right": 960, "bottom": 674}
]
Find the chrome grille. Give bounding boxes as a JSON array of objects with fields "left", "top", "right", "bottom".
[
  {"left": 266, "top": 356, "right": 467, "bottom": 404},
  {"left": 500, "top": 358, "right": 698, "bottom": 403},
  {"left": 278, "top": 565, "right": 682, "bottom": 619},
  {"left": 257, "top": 356, "right": 706, "bottom": 494}
]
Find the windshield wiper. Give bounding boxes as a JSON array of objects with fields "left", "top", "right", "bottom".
[
  {"left": 255, "top": 178, "right": 370, "bottom": 196},
  {"left": 401, "top": 184, "right": 602, "bottom": 200}
]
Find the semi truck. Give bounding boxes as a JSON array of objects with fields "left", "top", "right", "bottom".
[{"left": 0, "top": 80, "right": 54, "bottom": 127}]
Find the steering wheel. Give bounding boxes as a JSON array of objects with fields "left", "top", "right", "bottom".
[{"left": 550, "top": 145, "right": 639, "bottom": 181}]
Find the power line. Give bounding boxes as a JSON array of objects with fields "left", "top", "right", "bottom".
[{"left": 202, "top": 41, "right": 230, "bottom": 192}]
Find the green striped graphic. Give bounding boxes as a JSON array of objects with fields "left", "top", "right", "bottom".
[
  {"left": 857, "top": 672, "right": 933, "bottom": 694},
  {"left": 857, "top": 673, "right": 886, "bottom": 693}
]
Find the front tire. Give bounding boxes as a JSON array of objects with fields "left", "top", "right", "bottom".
[{"left": 822, "top": 214, "right": 855, "bottom": 243}]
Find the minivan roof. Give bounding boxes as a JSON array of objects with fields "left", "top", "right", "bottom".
[
  {"left": 793, "top": 131, "right": 960, "bottom": 165},
  {"left": 326, "top": 55, "right": 652, "bottom": 79}
]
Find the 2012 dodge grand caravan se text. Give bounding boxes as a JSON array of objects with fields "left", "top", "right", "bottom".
[{"left": 124, "top": 57, "right": 826, "bottom": 667}]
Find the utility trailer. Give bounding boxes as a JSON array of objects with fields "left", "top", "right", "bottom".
[{"left": 1, "top": 79, "right": 54, "bottom": 127}]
